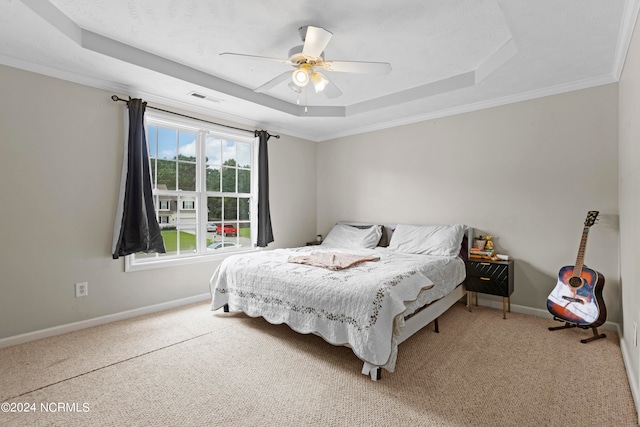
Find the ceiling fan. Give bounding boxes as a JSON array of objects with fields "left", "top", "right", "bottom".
[{"left": 220, "top": 25, "right": 392, "bottom": 99}]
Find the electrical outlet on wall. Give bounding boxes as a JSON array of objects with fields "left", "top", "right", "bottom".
[{"left": 75, "top": 282, "right": 88, "bottom": 297}]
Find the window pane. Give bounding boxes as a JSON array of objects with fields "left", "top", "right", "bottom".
[
  {"left": 176, "top": 226, "right": 197, "bottom": 254},
  {"left": 207, "top": 197, "right": 222, "bottom": 222},
  {"left": 238, "top": 169, "right": 250, "bottom": 193},
  {"left": 177, "top": 194, "right": 197, "bottom": 254},
  {"left": 224, "top": 197, "right": 238, "bottom": 220},
  {"left": 158, "top": 229, "right": 178, "bottom": 257},
  {"left": 206, "top": 165, "right": 221, "bottom": 191},
  {"left": 206, "top": 136, "right": 222, "bottom": 165},
  {"left": 239, "top": 198, "right": 250, "bottom": 221},
  {"left": 222, "top": 167, "right": 236, "bottom": 192},
  {"left": 222, "top": 140, "right": 236, "bottom": 165},
  {"left": 219, "top": 222, "right": 237, "bottom": 237},
  {"left": 239, "top": 223, "right": 251, "bottom": 243},
  {"left": 178, "top": 163, "right": 196, "bottom": 191},
  {"left": 178, "top": 131, "right": 196, "bottom": 160},
  {"left": 161, "top": 195, "right": 178, "bottom": 226},
  {"left": 237, "top": 142, "right": 251, "bottom": 168},
  {"left": 157, "top": 159, "right": 176, "bottom": 190},
  {"left": 148, "top": 125, "right": 157, "bottom": 158},
  {"left": 158, "top": 128, "right": 177, "bottom": 160}
]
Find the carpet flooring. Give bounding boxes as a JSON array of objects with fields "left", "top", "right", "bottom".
[{"left": 0, "top": 301, "right": 637, "bottom": 426}]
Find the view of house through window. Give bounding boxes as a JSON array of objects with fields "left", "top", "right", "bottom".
[{"left": 130, "top": 112, "right": 257, "bottom": 266}]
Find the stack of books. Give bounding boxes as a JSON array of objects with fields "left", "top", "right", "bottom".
[{"left": 469, "top": 247, "right": 495, "bottom": 260}]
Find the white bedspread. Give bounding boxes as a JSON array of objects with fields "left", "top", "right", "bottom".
[{"left": 210, "top": 246, "right": 465, "bottom": 371}]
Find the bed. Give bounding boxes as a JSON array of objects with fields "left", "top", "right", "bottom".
[{"left": 210, "top": 222, "right": 472, "bottom": 380}]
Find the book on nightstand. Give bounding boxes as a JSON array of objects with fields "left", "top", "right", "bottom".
[{"left": 469, "top": 248, "right": 495, "bottom": 259}]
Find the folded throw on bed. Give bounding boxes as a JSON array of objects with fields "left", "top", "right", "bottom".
[{"left": 288, "top": 252, "right": 380, "bottom": 270}]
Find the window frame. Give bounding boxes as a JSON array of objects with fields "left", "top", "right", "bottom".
[{"left": 125, "top": 110, "right": 260, "bottom": 272}]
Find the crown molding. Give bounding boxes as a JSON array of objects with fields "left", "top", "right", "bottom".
[
  {"left": 612, "top": 0, "right": 640, "bottom": 80},
  {"left": 316, "top": 74, "right": 618, "bottom": 142}
]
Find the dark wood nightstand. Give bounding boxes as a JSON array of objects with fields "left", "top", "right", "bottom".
[
  {"left": 465, "top": 258, "right": 514, "bottom": 319},
  {"left": 306, "top": 241, "right": 321, "bottom": 246}
]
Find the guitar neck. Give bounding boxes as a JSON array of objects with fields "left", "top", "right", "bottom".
[{"left": 573, "top": 227, "right": 590, "bottom": 276}]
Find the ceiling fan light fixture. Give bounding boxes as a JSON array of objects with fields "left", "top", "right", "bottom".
[
  {"left": 288, "top": 82, "right": 302, "bottom": 93},
  {"left": 292, "top": 65, "right": 310, "bottom": 87},
  {"left": 311, "top": 71, "right": 329, "bottom": 92}
]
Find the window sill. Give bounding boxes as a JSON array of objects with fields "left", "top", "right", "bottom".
[{"left": 124, "top": 247, "right": 262, "bottom": 272}]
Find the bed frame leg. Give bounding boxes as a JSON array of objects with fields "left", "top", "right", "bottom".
[
  {"left": 434, "top": 318, "right": 439, "bottom": 333},
  {"left": 223, "top": 304, "right": 229, "bottom": 313},
  {"left": 361, "top": 362, "right": 381, "bottom": 381}
]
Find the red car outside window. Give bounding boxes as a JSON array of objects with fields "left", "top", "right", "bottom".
[{"left": 215, "top": 223, "right": 238, "bottom": 236}]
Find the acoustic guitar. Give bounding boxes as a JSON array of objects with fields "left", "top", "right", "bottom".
[{"left": 546, "top": 211, "right": 606, "bottom": 328}]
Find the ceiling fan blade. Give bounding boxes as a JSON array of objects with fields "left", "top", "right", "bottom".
[
  {"left": 220, "top": 52, "right": 292, "bottom": 65},
  {"left": 323, "top": 60, "right": 392, "bottom": 75},
  {"left": 254, "top": 71, "right": 292, "bottom": 93},
  {"left": 302, "top": 26, "right": 333, "bottom": 58}
]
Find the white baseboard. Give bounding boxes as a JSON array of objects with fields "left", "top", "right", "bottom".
[
  {"left": 620, "top": 336, "right": 640, "bottom": 425},
  {"left": 0, "top": 293, "right": 211, "bottom": 349},
  {"left": 472, "top": 295, "right": 620, "bottom": 331}
]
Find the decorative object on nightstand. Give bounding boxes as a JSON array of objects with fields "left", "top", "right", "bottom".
[
  {"left": 472, "top": 235, "right": 487, "bottom": 250},
  {"left": 465, "top": 258, "right": 514, "bottom": 319},
  {"left": 484, "top": 235, "right": 494, "bottom": 250},
  {"left": 470, "top": 234, "right": 495, "bottom": 260}
]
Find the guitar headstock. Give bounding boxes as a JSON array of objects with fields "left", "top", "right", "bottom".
[{"left": 584, "top": 211, "right": 600, "bottom": 227}]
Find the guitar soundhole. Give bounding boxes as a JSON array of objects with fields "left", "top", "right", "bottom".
[{"left": 568, "top": 276, "right": 583, "bottom": 288}]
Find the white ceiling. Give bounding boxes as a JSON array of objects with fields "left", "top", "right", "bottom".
[{"left": 0, "top": 0, "right": 638, "bottom": 141}]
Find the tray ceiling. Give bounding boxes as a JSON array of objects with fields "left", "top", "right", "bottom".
[{"left": 0, "top": 0, "right": 637, "bottom": 141}]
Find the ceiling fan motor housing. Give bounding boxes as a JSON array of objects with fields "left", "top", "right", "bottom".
[{"left": 288, "top": 45, "right": 324, "bottom": 66}]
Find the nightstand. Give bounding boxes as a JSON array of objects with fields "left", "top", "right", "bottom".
[
  {"left": 306, "top": 241, "right": 321, "bottom": 246},
  {"left": 465, "top": 259, "right": 514, "bottom": 319}
]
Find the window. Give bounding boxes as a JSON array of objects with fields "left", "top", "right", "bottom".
[{"left": 126, "top": 111, "right": 258, "bottom": 271}]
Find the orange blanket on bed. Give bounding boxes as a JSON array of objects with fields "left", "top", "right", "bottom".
[{"left": 287, "top": 252, "right": 380, "bottom": 270}]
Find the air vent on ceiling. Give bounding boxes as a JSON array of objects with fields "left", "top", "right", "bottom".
[{"left": 188, "top": 91, "right": 222, "bottom": 103}]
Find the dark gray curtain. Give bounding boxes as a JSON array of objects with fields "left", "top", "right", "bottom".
[
  {"left": 112, "top": 98, "right": 165, "bottom": 259},
  {"left": 255, "top": 130, "right": 274, "bottom": 247}
]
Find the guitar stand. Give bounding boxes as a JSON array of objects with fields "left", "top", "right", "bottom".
[{"left": 548, "top": 319, "right": 606, "bottom": 343}]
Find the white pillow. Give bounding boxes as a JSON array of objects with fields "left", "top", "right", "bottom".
[
  {"left": 388, "top": 224, "right": 466, "bottom": 256},
  {"left": 321, "top": 224, "right": 382, "bottom": 249}
]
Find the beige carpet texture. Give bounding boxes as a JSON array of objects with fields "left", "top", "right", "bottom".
[{"left": 0, "top": 301, "right": 637, "bottom": 426}]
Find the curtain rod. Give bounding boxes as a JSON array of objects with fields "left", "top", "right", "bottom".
[{"left": 110, "top": 95, "right": 280, "bottom": 139}]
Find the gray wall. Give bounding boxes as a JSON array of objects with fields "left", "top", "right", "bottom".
[
  {"left": 0, "top": 60, "right": 632, "bottom": 384},
  {"left": 0, "top": 64, "right": 317, "bottom": 339},
  {"left": 317, "top": 84, "right": 620, "bottom": 324},
  {"left": 619, "top": 8, "right": 640, "bottom": 409}
]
